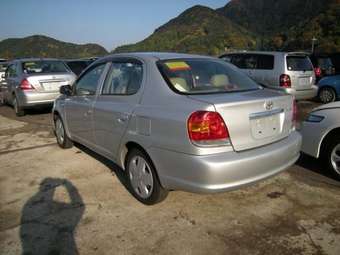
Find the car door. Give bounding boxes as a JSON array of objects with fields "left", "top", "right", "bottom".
[
  {"left": 92, "top": 59, "right": 144, "bottom": 160},
  {"left": 65, "top": 63, "right": 108, "bottom": 147}
]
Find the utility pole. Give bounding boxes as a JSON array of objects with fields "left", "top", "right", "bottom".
[{"left": 311, "top": 37, "right": 317, "bottom": 54}]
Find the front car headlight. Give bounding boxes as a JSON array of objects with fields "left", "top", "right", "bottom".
[{"left": 305, "top": 113, "right": 325, "bottom": 123}]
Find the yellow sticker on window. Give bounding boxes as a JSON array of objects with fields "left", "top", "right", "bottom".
[{"left": 165, "top": 62, "right": 190, "bottom": 71}]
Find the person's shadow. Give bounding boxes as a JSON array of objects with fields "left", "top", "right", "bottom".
[{"left": 20, "top": 178, "right": 85, "bottom": 255}]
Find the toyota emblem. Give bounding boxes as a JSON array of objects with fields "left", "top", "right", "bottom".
[{"left": 264, "top": 101, "right": 273, "bottom": 111}]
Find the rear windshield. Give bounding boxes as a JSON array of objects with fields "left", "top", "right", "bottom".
[
  {"left": 286, "top": 56, "right": 313, "bottom": 71},
  {"left": 0, "top": 63, "right": 8, "bottom": 72},
  {"left": 158, "top": 59, "right": 260, "bottom": 94},
  {"left": 317, "top": 57, "right": 333, "bottom": 69},
  {"left": 22, "top": 61, "right": 69, "bottom": 74}
]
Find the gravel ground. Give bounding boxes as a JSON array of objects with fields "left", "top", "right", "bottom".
[{"left": 0, "top": 101, "right": 340, "bottom": 255}]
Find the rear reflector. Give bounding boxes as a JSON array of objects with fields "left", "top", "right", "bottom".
[
  {"left": 188, "top": 111, "right": 230, "bottom": 146},
  {"left": 20, "top": 79, "right": 34, "bottom": 90},
  {"left": 280, "top": 74, "right": 291, "bottom": 88}
]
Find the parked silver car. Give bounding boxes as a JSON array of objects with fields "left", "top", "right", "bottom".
[
  {"left": 53, "top": 53, "right": 302, "bottom": 205},
  {"left": 220, "top": 51, "right": 318, "bottom": 100},
  {"left": 301, "top": 102, "right": 340, "bottom": 179},
  {"left": 2, "top": 58, "right": 76, "bottom": 116}
]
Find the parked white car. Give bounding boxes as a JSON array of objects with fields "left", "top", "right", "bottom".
[{"left": 301, "top": 102, "right": 340, "bottom": 179}]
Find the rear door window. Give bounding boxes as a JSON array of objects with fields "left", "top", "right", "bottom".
[
  {"left": 286, "top": 56, "right": 313, "bottom": 71},
  {"left": 256, "top": 54, "right": 274, "bottom": 70},
  {"left": 102, "top": 61, "right": 143, "bottom": 95},
  {"left": 231, "top": 54, "right": 257, "bottom": 69},
  {"left": 6, "top": 64, "right": 17, "bottom": 77}
]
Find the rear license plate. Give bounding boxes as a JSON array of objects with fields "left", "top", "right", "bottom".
[
  {"left": 299, "top": 77, "right": 310, "bottom": 86},
  {"left": 42, "top": 82, "right": 62, "bottom": 91},
  {"left": 250, "top": 114, "right": 281, "bottom": 139}
]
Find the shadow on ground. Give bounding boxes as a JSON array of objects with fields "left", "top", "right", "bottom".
[
  {"left": 74, "top": 143, "right": 129, "bottom": 191},
  {"left": 20, "top": 178, "right": 85, "bottom": 255},
  {"left": 295, "top": 153, "right": 340, "bottom": 187}
]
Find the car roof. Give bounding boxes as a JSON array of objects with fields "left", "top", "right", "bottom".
[
  {"left": 220, "top": 51, "right": 310, "bottom": 56},
  {"left": 11, "top": 58, "right": 62, "bottom": 63},
  {"left": 98, "top": 52, "right": 213, "bottom": 62}
]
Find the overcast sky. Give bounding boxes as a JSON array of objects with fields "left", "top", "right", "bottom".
[{"left": 1, "top": 0, "right": 228, "bottom": 51}]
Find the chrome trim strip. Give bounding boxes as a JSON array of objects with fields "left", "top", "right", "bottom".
[{"left": 249, "top": 108, "right": 284, "bottom": 120}]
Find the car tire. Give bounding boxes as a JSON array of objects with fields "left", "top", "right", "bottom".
[
  {"left": 54, "top": 115, "right": 73, "bottom": 149},
  {"left": 321, "top": 135, "right": 340, "bottom": 180},
  {"left": 125, "top": 148, "right": 168, "bottom": 205},
  {"left": 318, "top": 87, "right": 336, "bottom": 104},
  {"left": 13, "top": 96, "right": 25, "bottom": 117}
]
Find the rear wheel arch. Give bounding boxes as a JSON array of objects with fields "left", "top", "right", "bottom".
[
  {"left": 123, "top": 142, "right": 151, "bottom": 168},
  {"left": 122, "top": 141, "right": 164, "bottom": 186},
  {"left": 319, "top": 127, "right": 340, "bottom": 157}
]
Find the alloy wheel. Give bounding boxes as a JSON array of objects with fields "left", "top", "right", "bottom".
[
  {"left": 55, "top": 118, "right": 65, "bottom": 145},
  {"left": 331, "top": 144, "right": 340, "bottom": 175},
  {"left": 319, "top": 88, "right": 335, "bottom": 103}
]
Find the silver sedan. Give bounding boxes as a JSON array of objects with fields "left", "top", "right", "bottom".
[
  {"left": 2, "top": 58, "right": 76, "bottom": 116},
  {"left": 53, "top": 53, "right": 301, "bottom": 205},
  {"left": 301, "top": 102, "right": 340, "bottom": 179}
]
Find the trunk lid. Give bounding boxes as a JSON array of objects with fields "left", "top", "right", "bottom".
[
  {"left": 26, "top": 73, "right": 75, "bottom": 92},
  {"left": 189, "top": 89, "right": 294, "bottom": 151}
]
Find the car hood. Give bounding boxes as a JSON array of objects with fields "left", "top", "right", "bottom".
[{"left": 312, "top": 102, "right": 340, "bottom": 112}]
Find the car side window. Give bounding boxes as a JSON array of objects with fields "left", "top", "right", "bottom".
[
  {"left": 75, "top": 64, "right": 106, "bottom": 96},
  {"left": 256, "top": 54, "right": 274, "bottom": 70},
  {"left": 6, "top": 64, "right": 17, "bottom": 77},
  {"left": 102, "top": 61, "right": 143, "bottom": 95},
  {"left": 232, "top": 55, "right": 257, "bottom": 69}
]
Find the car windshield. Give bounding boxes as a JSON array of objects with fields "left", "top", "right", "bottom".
[
  {"left": 286, "top": 56, "right": 313, "bottom": 71},
  {"left": 0, "top": 63, "right": 8, "bottom": 72},
  {"left": 22, "top": 60, "right": 69, "bottom": 74},
  {"left": 158, "top": 58, "right": 260, "bottom": 94}
]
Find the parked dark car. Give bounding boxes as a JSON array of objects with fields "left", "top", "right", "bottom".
[
  {"left": 310, "top": 54, "right": 336, "bottom": 81},
  {"left": 64, "top": 58, "right": 97, "bottom": 76},
  {"left": 330, "top": 53, "right": 340, "bottom": 75},
  {"left": 317, "top": 75, "right": 340, "bottom": 103}
]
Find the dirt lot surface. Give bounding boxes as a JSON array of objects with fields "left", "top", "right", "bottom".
[{"left": 1, "top": 101, "right": 340, "bottom": 255}]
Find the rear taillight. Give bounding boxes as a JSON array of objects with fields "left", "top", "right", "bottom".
[
  {"left": 188, "top": 111, "right": 230, "bottom": 146},
  {"left": 292, "top": 99, "right": 297, "bottom": 130},
  {"left": 314, "top": 67, "right": 322, "bottom": 77},
  {"left": 280, "top": 74, "right": 291, "bottom": 88},
  {"left": 20, "top": 79, "right": 34, "bottom": 90}
]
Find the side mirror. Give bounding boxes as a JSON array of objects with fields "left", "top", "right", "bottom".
[
  {"left": 1, "top": 74, "right": 5, "bottom": 79},
  {"left": 60, "top": 85, "right": 72, "bottom": 96}
]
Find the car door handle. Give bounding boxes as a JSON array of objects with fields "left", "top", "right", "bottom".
[{"left": 84, "top": 109, "right": 93, "bottom": 117}]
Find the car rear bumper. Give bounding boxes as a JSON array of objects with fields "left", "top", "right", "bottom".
[
  {"left": 283, "top": 85, "right": 318, "bottom": 100},
  {"left": 149, "top": 131, "right": 301, "bottom": 193},
  {"left": 16, "top": 90, "right": 60, "bottom": 108}
]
